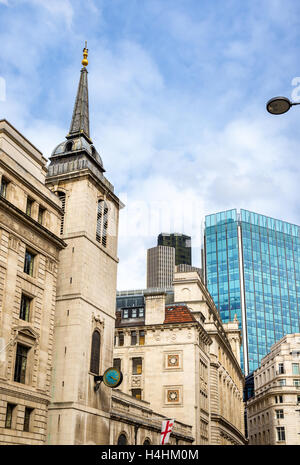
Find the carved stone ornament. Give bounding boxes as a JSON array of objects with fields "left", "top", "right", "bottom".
[
  {"left": 131, "top": 376, "right": 141, "bottom": 387},
  {"left": 8, "top": 233, "right": 21, "bottom": 253}
]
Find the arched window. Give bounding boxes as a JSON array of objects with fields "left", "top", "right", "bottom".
[
  {"left": 57, "top": 191, "right": 66, "bottom": 235},
  {"left": 143, "top": 439, "right": 151, "bottom": 445},
  {"left": 117, "top": 434, "right": 127, "bottom": 445},
  {"left": 65, "top": 141, "right": 73, "bottom": 152},
  {"left": 90, "top": 330, "right": 101, "bottom": 375},
  {"left": 96, "top": 200, "right": 108, "bottom": 247}
]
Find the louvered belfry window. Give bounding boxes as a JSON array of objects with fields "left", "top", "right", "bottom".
[
  {"left": 96, "top": 200, "right": 108, "bottom": 247},
  {"left": 57, "top": 192, "right": 66, "bottom": 235},
  {"left": 90, "top": 330, "right": 101, "bottom": 375}
]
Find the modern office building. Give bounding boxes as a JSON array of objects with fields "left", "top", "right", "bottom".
[
  {"left": 203, "top": 208, "right": 300, "bottom": 375},
  {"left": 158, "top": 233, "right": 192, "bottom": 266},
  {"left": 146, "top": 245, "right": 175, "bottom": 288}
]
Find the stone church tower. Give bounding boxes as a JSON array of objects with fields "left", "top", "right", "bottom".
[{"left": 45, "top": 45, "right": 123, "bottom": 444}]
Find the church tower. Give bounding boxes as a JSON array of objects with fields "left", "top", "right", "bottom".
[{"left": 46, "top": 45, "right": 123, "bottom": 444}]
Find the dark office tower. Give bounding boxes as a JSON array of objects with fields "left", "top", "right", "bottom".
[
  {"left": 157, "top": 233, "right": 192, "bottom": 266},
  {"left": 203, "top": 209, "right": 300, "bottom": 375}
]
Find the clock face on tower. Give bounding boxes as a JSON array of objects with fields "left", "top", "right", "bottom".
[{"left": 102, "top": 367, "right": 123, "bottom": 388}]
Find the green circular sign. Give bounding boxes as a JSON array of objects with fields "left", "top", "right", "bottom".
[{"left": 102, "top": 367, "right": 123, "bottom": 388}]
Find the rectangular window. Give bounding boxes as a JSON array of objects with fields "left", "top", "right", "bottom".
[
  {"left": 19, "top": 294, "right": 32, "bottom": 322},
  {"left": 123, "top": 309, "right": 129, "bottom": 319},
  {"left": 293, "top": 379, "right": 300, "bottom": 387},
  {"left": 113, "top": 358, "right": 121, "bottom": 371},
  {"left": 276, "top": 427, "right": 285, "bottom": 442},
  {"left": 0, "top": 177, "right": 9, "bottom": 198},
  {"left": 57, "top": 192, "right": 66, "bottom": 235},
  {"left": 132, "top": 389, "right": 142, "bottom": 400},
  {"left": 279, "top": 395, "right": 283, "bottom": 403},
  {"left": 138, "top": 308, "right": 144, "bottom": 318},
  {"left": 132, "top": 357, "right": 142, "bottom": 375},
  {"left": 131, "top": 331, "right": 137, "bottom": 345},
  {"left": 26, "top": 197, "right": 34, "bottom": 217},
  {"left": 5, "top": 403, "right": 16, "bottom": 429},
  {"left": 278, "top": 363, "right": 285, "bottom": 374},
  {"left": 297, "top": 395, "right": 300, "bottom": 404},
  {"left": 23, "top": 407, "right": 33, "bottom": 432},
  {"left": 275, "top": 409, "right": 284, "bottom": 419},
  {"left": 118, "top": 332, "right": 124, "bottom": 347},
  {"left": 139, "top": 330, "right": 145, "bottom": 346},
  {"left": 292, "top": 364, "right": 300, "bottom": 375},
  {"left": 131, "top": 308, "right": 137, "bottom": 318},
  {"left": 279, "top": 379, "right": 286, "bottom": 386},
  {"left": 38, "top": 207, "right": 45, "bottom": 225},
  {"left": 24, "top": 250, "right": 35, "bottom": 277},
  {"left": 14, "top": 344, "right": 29, "bottom": 384}
]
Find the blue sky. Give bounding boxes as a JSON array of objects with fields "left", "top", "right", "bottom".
[{"left": 1, "top": 0, "right": 300, "bottom": 289}]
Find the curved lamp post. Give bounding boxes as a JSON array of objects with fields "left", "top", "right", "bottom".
[{"left": 266, "top": 96, "right": 300, "bottom": 115}]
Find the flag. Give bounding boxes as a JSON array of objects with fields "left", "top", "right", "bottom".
[{"left": 160, "top": 419, "right": 174, "bottom": 445}]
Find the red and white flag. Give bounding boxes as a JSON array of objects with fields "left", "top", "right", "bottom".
[{"left": 160, "top": 419, "right": 174, "bottom": 445}]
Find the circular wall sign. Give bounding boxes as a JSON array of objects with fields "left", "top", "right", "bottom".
[{"left": 102, "top": 367, "right": 123, "bottom": 388}]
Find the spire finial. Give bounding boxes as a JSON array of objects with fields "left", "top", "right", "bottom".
[{"left": 82, "top": 41, "right": 88, "bottom": 67}]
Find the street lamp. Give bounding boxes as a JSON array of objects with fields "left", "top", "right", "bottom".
[{"left": 266, "top": 96, "right": 300, "bottom": 115}]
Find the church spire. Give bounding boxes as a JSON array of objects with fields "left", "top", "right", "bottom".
[{"left": 67, "top": 42, "right": 91, "bottom": 141}]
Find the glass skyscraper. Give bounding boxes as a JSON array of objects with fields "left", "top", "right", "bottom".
[{"left": 204, "top": 209, "right": 300, "bottom": 375}]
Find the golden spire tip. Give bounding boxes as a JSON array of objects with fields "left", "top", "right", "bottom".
[{"left": 82, "top": 41, "right": 88, "bottom": 67}]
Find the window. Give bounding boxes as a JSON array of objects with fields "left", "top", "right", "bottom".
[
  {"left": 24, "top": 250, "right": 35, "bottom": 277},
  {"left": 90, "top": 331, "right": 101, "bottom": 375},
  {"left": 26, "top": 197, "right": 34, "bottom": 216},
  {"left": 5, "top": 403, "right": 16, "bottom": 429},
  {"left": 118, "top": 332, "right": 124, "bottom": 346},
  {"left": 19, "top": 294, "right": 32, "bottom": 322},
  {"left": 276, "top": 427, "right": 285, "bottom": 442},
  {"left": 131, "top": 331, "right": 137, "bottom": 346},
  {"left": 279, "top": 395, "right": 283, "bottom": 403},
  {"left": 113, "top": 358, "right": 121, "bottom": 371},
  {"left": 23, "top": 407, "right": 33, "bottom": 432},
  {"left": 14, "top": 344, "right": 29, "bottom": 384},
  {"left": 293, "top": 379, "right": 300, "bottom": 387},
  {"left": 139, "top": 308, "right": 144, "bottom": 318},
  {"left": 292, "top": 364, "right": 300, "bottom": 375},
  {"left": 96, "top": 200, "right": 108, "bottom": 247},
  {"left": 279, "top": 379, "right": 286, "bottom": 386},
  {"left": 275, "top": 409, "right": 284, "bottom": 419},
  {"left": 132, "top": 357, "right": 142, "bottom": 375},
  {"left": 297, "top": 395, "right": 300, "bottom": 404},
  {"left": 123, "top": 309, "right": 129, "bottom": 319},
  {"left": 65, "top": 141, "right": 73, "bottom": 152},
  {"left": 57, "top": 192, "right": 66, "bottom": 235},
  {"left": 131, "top": 308, "right": 137, "bottom": 318},
  {"left": 278, "top": 363, "right": 285, "bottom": 374},
  {"left": 117, "top": 434, "right": 127, "bottom": 445},
  {"left": 143, "top": 439, "right": 151, "bottom": 445},
  {"left": 132, "top": 389, "right": 142, "bottom": 400},
  {"left": 0, "top": 177, "right": 9, "bottom": 198},
  {"left": 139, "top": 331, "right": 145, "bottom": 346},
  {"left": 38, "top": 206, "right": 45, "bottom": 225}
]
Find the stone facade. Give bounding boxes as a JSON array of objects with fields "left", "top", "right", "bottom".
[
  {"left": 110, "top": 390, "right": 194, "bottom": 445},
  {"left": 114, "top": 271, "right": 246, "bottom": 445},
  {"left": 0, "top": 120, "right": 65, "bottom": 444},
  {"left": 247, "top": 333, "right": 300, "bottom": 445}
]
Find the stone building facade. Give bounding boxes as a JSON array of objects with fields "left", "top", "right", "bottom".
[
  {"left": 247, "top": 333, "right": 300, "bottom": 445},
  {"left": 110, "top": 390, "right": 194, "bottom": 445},
  {"left": 114, "top": 270, "right": 246, "bottom": 445},
  {"left": 0, "top": 119, "right": 65, "bottom": 444}
]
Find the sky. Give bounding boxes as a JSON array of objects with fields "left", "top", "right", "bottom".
[{"left": 1, "top": 0, "right": 300, "bottom": 290}]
